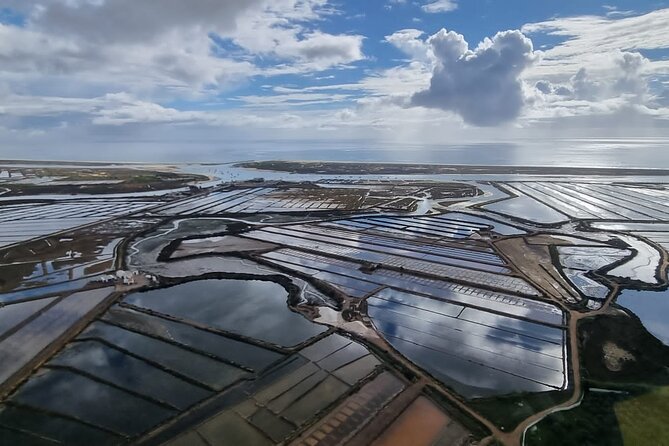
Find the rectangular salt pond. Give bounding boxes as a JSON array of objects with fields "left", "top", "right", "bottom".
[
  {"left": 0, "top": 287, "right": 112, "bottom": 385},
  {"left": 265, "top": 369, "right": 329, "bottom": 413},
  {"left": 0, "top": 200, "right": 157, "bottom": 248},
  {"left": 170, "top": 334, "right": 379, "bottom": 445},
  {"left": 458, "top": 307, "right": 564, "bottom": 344},
  {"left": 290, "top": 224, "right": 504, "bottom": 265},
  {"left": 543, "top": 183, "right": 648, "bottom": 219},
  {"left": 637, "top": 233, "right": 669, "bottom": 243},
  {"left": 563, "top": 269, "right": 610, "bottom": 299},
  {"left": 371, "top": 288, "right": 464, "bottom": 318},
  {"left": 291, "top": 372, "right": 404, "bottom": 446},
  {"left": 377, "top": 217, "right": 479, "bottom": 234},
  {"left": 264, "top": 250, "right": 431, "bottom": 299},
  {"left": 430, "top": 213, "right": 526, "bottom": 236},
  {"left": 80, "top": 321, "right": 248, "bottom": 390},
  {"left": 248, "top": 408, "right": 294, "bottom": 442},
  {"left": 50, "top": 340, "right": 211, "bottom": 409},
  {"left": 592, "top": 222, "right": 669, "bottom": 232},
  {"left": 194, "top": 189, "right": 272, "bottom": 214},
  {"left": 154, "top": 189, "right": 247, "bottom": 215},
  {"left": 247, "top": 231, "right": 533, "bottom": 294},
  {"left": 372, "top": 396, "right": 456, "bottom": 446},
  {"left": 367, "top": 289, "right": 567, "bottom": 398},
  {"left": 354, "top": 218, "right": 469, "bottom": 239},
  {"left": 0, "top": 405, "right": 122, "bottom": 446},
  {"left": 415, "top": 216, "right": 493, "bottom": 230},
  {"left": 370, "top": 324, "right": 562, "bottom": 398},
  {"left": 588, "top": 184, "right": 669, "bottom": 215},
  {"left": 333, "top": 354, "right": 381, "bottom": 385},
  {"left": 362, "top": 217, "right": 474, "bottom": 236},
  {"left": 507, "top": 183, "right": 596, "bottom": 219},
  {"left": 559, "top": 183, "right": 667, "bottom": 219},
  {"left": 197, "top": 411, "right": 273, "bottom": 446},
  {"left": 526, "top": 183, "right": 612, "bottom": 217},
  {"left": 483, "top": 194, "right": 568, "bottom": 224},
  {"left": 260, "top": 248, "right": 557, "bottom": 323},
  {"left": 0, "top": 297, "right": 57, "bottom": 338},
  {"left": 368, "top": 296, "right": 564, "bottom": 362},
  {"left": 281, "top": 376, "right": 350, "bottom": 425},
  {"left": 313, "top": 271, "right": 381, "bottom": 297},
  {"left": 515, "top": 182, "right": 669, "bottom": 221},
  {"left": 317, "top": 341, "right": 369, "bottom": 371},
  {"left": 0, "top": 276, "right": 102, "bottom": 304},
  {"left": 593, "top": 183, "right": 669, "bottom": 205},
  {"left": 102, "top": 306, "right": 284, "bottom": 371},
  {"left": 417, "top": 217, "right": 486, "bottom": 231},
  {"left": 321, "top": 220, "right": 375, "bottom": 230},
  {"left": 11, "top": 368, "right": 176, "bottom": 437}
]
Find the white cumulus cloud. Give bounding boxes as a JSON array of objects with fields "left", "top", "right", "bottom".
[
  {"left": 422, "top": 0, "right": 458, "bottom": 13},
  {"left": 411, "top": 29, "right": 539, "bottom": 126},
  {"left": 385, "top": 29, "right": 432, "bottom": 62},
  {"left": 522, "top": 8, "right": 669, "bottom": 80},
  {"left": 533, "top": 51, "right": 652, "bottom": 110},
  {"left": 0, "top": 0, "right": 364, "bottom": 99}
]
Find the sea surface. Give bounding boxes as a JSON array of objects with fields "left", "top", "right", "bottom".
[{"left": 5, "top": 138, "right": 669, "bottom": 168}]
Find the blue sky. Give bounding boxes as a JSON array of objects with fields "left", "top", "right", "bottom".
[{"left": 0, "top": 0, "right": 668, "bottom": 160}]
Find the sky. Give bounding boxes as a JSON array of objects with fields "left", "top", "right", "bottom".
[{"left": 0, "top": 0, "right": 669, "bottom": 161}]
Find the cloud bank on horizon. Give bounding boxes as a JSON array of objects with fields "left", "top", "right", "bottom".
[{"left": 0, "top": 0, "right": 668, "bottom": 154}]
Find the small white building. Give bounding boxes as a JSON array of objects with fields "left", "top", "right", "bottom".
[
  {"left": 115, "top": 270, "right": 136, "bottom": 285},
  {"left": 98, "top": 274, "right": 116, "bottom": 283}
]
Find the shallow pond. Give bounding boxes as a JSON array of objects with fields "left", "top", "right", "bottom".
[
  {"left": 607, "top": 235, "right": 662, "bottom": 285},
  {"left": 123, "top": 278, "right": 326, "bottom": 347},
  {"left": 126, "top": 218, "right": 231, "bottom": 268},
  {"left": 483, "top": 195, "right": 568, "bottom": 224},
  {"left": 618, "top": 287, "right": 669, "bottom": 346}
]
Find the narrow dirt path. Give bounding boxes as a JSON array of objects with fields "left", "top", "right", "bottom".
[{"left": 499, "top": 281, "right": 623, "bottom": 445}]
